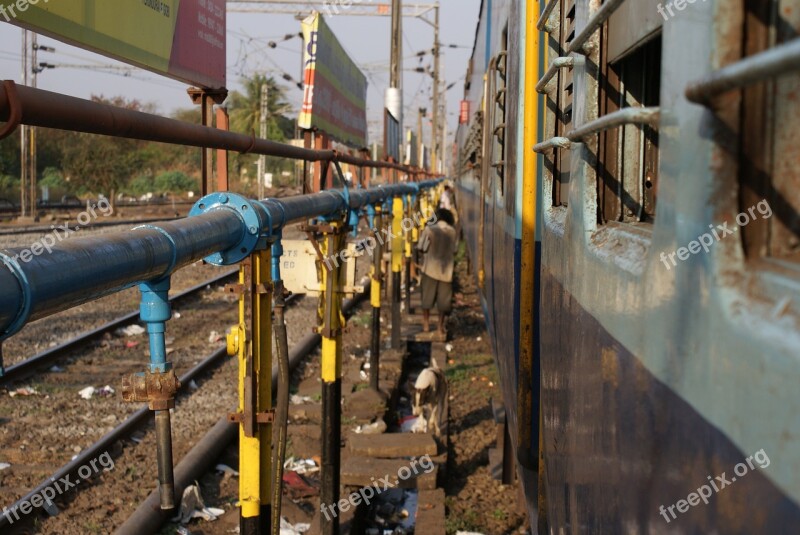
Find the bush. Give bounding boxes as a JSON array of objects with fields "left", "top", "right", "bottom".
[
  {"left": 40, "top": 167, "right": 67, "bottom": 189},
  {"left": 0, "top": 174, "right": 19, "bottom": 191},
  {"left": 155, "top": 171, "right": 197, "bottom": 193},
  {"left": 129, "top": 175, "right": 156, "bottom": 195}
]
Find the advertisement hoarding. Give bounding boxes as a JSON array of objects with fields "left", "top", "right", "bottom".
[
  {"left": 6, "top": 0, "right": 226, "bottom": 88},
  {"left": 299, "top": 12, "right": 368, "bottom": 148}
]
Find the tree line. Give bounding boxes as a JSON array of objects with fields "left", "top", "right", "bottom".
[{"left": 0, "top": 74, "right": 297, "bottom": 205}]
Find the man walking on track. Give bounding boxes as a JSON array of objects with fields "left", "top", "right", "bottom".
[{"left": 417, "top": 208, "right": 458, "bottom": 335}]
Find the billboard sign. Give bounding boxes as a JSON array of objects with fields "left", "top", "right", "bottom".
[
  {"left": 5, "top": 0, "right": 226, "bottom": 88},
  {"left": 299, "top": 12, "right": 368, "bottom": 148}
]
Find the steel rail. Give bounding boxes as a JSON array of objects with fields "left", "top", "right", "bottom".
[
  {"left": 116, "top": 288, "right": 366, "bottom": 534},
  {"left": 0, "top": 82, "right": 431, "bottom": 174},
  {"left": 0, "top": 269, "right": 238, "bottom": 385},
  {"left": 0, "top": 215, "right": 182, "bottom": 237},
  {"left": 0, "top": 347, "right": 227, "bottom": 530},
  {"left": 0, "top": 290, "right": 305, "bottom": 531}
]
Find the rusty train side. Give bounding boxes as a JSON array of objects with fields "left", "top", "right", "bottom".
[{"left": 455, "top": 1, "right": 800, "bottom": 532}]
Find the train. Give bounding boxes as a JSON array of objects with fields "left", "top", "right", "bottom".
[{"left": 454, "top": 0, "right": 800, "bottom": 532}]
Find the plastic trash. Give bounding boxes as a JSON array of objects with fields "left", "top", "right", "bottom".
[
  {"left": 118, "top": 324, "right": 145, "bottom": 336},
  {"left": 283, "top": 457, "right": 319, "bottom": 475},
  {"left": 174, "top": 483, "right": 225, "bottom": 524},
  {"left": 399, "top": 415, "right": 419, "bottom": 433},
  {"left": 0, "top": 462, "right": 10, "bottom": 471},
  {"left": 280, "top": 517, "right": 311, "bottom": 534},
  {"left": 355, "top": 418, "right": 387, "bottom": 435},
  {"left": 215, "top": 464, "right": 239, "bottom": 477},
  {"left": 78, "top": 386, "right": 96, "bottom": 400},
  {"left": 8, "top": 387, "right": 39, "bottom": 397},
  {"left": 98, "top": 385, "right": 115, "bottom": 397}
]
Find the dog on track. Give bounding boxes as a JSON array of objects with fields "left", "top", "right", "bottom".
[{"left": 411, "top": 358, "right": 448, "bottom": 437}]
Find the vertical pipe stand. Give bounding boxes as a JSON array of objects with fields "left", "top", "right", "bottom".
[
  {"left": 368, "top": 205, "right": 383, "bottom": 391},
  {"left": 226, "top": 245, "right": 274, "bottom": 535},
  {"left": 121, "top": 277, "right": 180, "bottom": 510},
  {"left": 318, "top": 222, "right": 346, "bottom": 535},
  {"left": 390, "top": 197, "right": 404, "bottom": 348}
]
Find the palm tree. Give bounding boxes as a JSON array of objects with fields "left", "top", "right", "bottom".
[
  {"left": 227, "top": 74, "right": 297, "bottom": 188},
  {"left": 229, "top": 74, "right": 293, "bottom": 139}
]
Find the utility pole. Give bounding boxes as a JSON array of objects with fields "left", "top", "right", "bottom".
[
  {"left": 430, "top": 4, "right": 440, "bottom": 173},
  {"left": 389, "top": 0, "right": 402, "bottom": 91},
  {"left": 28, "top": 34, "right": 38, "bottom": 218},
  {"left": 257, "top": 83, "right": 268, "bottom": 199},
  {"left": 20, "top": 30, "right": 29, "bottom": 219},
  {"left": 417, "top": 107, "right": 426, "bottom": 168},
  {"left": 440, "top": 87, "right": 447, "bottom": 174}
]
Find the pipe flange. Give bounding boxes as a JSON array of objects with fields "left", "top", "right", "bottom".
[
  {"left": 189, "top": 192, "right": 264, "bottom": 265},
  {"left": 0, "top": 252, "right": 32, "bottom": 340}
]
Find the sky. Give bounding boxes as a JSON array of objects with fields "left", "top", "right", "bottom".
[{"left": 0, "top": 0, "right": 481, "bottom": 156}]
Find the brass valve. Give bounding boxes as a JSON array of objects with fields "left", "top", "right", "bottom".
[{"left": 121, "top": 369, "right": 181, "bottom": 411}]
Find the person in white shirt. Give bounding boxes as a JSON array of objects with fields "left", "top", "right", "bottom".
[{"left": 416, "top": 208, "right": 458, "bottom": 335}]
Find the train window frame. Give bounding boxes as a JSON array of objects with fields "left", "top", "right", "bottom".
[
  {"left": 549, "top": 0, "right": 576, "bottom": 208},
  {"left": 738, "top": 0, "right": 800, "bottom": 261},
  {"left": 490, "top": 26, "right": 509, "bottom": 200},
  {"left": 597, "top": 22, "right": 662, "bottom": 225}
]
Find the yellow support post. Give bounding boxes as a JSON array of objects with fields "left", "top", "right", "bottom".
[
  {"left": 404, "top": 194, "right": 413, "bottom": 312},
  {"left": 318, "top": 223, "right": 345, "bottom": 535},
  {"left": 227, "top": 249, "right": 273, "bottom": 535},
  {"left": 369, "top": 205, "right": 383, "bottom": 391},
  {"left": 390, "top": 196, "right": 404, "bottom": 348}
]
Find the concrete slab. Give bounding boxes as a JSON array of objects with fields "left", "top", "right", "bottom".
[
  {"left": 347, "top": 432, "right": 437, "bottom": 458},
  {"left": 297, "top": 376, "right": 322, "bottom": 397},
  {"left": 341, "top": 457, "right": 438, "bottom": 490},
  {"left": 415, "top": 488, "right": 446, "bottom": 535},
  {"left": 343, "top": 388, "right": 387, "bottom": 422},
  {"left": 289, "top": 403, "right": 322, "bottom": 424}
]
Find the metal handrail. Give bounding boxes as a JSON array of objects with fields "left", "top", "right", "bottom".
[
  {"left": 533, "top": 107, "right": 660, "bottom": 153},
  {"left": 0, "top": 181, "right": 439, "bottom": 339},
  {"left": 568, "top": 0, "right": 626, "bottom": 54},
  {"left": 685, "top": 38, "right": 800, "bottom": 104},
  {"left": 537, "top": 0, "right": 559, "bottom": 31},
  {"left": 537, "top": 57, "right": 575, "bottom": 93},
  {"left": 0, "top": 82, "right": 431, "bottom": 175}
]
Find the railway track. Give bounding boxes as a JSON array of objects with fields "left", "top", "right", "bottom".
[
  {"left": 0, "top": 289, "right": 361, "bottom": 533},
  {"left": 0, "top": 269, "right": 238, "bottom": 386},
  {"left": 0, "top": 215, "right": 183, "bottom": 237}
]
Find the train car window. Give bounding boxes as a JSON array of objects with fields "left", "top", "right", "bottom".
[
  {"left": 491, "top": 27, "right": 509, "bottom": 198},
  {"left": 598, "top": 32, "right": 661, "bottom": 224},
  {"left": 459, "top": 110, "right": 483, "bottom": 177},
  {"left": 481, "top": 71, "right": 494, "bottom": 199},
  {"left": 740, "top": 0, "right": 800, "bottom": 259},
  {"left": 552, "top": 0, "right": 576, "bottom": 207}
]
